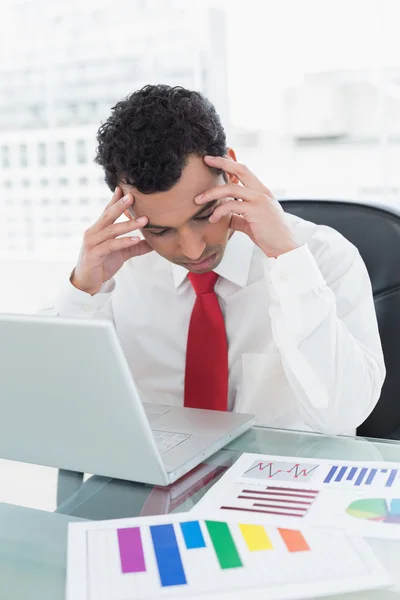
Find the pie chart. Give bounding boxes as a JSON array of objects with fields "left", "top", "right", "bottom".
[{"left": 346, "top": 498, "right": 400, "bottom": 524}]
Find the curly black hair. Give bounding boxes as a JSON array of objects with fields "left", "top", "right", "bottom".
[{"left": 95, "top": 84, "right": 227, "bottom": 193}]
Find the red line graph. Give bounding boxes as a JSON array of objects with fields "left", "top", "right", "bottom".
[{"left": 244, "top": 462, "right": 319, "bottom": 480}]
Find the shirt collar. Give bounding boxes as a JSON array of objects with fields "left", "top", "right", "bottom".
[{"left": 170, "top": 232, "right": 254, "bottom": 289}]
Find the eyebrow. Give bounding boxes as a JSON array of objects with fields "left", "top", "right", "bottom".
[{"left": 143, "top": 199, "right": 218, "bottom": 230}]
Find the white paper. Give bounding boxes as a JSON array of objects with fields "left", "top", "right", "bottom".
[
  {"left": 194, "top": 452, "right": 400, "bottom": 540},
  {"left": 66, "top": 511, "right": 389, "bottom": 600}
]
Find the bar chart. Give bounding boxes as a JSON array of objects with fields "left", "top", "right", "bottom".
[
  {"left": 220, "top": 485, "right": 319, "bottom": 518},
  {"left": 83, "top": 516, "right": 375, "bottom": 599},
  {"left": 323, "top": 465, "right": 399, "bottom": 489}
]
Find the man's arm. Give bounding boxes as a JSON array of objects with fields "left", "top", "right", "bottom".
[
  {"left": 39, "top": 276, "right": 116, "bottom": 321},
  {"left": 267, "top": 233, "right": 385, "bottom": 435}
]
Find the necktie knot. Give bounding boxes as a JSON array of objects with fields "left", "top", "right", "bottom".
[{"left": 188, "top": 271, "right": 219, "bottom": 296}]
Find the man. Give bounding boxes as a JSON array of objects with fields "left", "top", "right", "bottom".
[{"left": 45, "top": 84, "right": 385, "bottom": 435}]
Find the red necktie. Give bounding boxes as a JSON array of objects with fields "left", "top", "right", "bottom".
[{"left": 184, "top": 272, "right": 228, "bottom": 411}]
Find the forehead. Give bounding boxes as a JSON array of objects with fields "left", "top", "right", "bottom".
[{"left": 120, "top": 155, "right": 224, "bottom": 226}]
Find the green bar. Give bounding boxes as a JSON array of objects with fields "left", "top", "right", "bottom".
[{"left": 205, "top": 520, "right": 243, "bottom": 569}]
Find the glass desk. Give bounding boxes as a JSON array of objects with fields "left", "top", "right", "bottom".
[{"left": 2, "top": 426, "right": 400, "bottom": 600}]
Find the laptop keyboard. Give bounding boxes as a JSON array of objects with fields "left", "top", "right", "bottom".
[{"left": 152, "top": 430, "right": 192, "bottom": 455}]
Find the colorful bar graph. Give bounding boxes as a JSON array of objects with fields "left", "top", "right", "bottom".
[
  {"left": 355, "top": 468, "right": 368, "bottom": 486},
  {"left": 278, "top": 528, "right": 310, "bottom": 553},
  {"left": 323, "top": 466, "right": 338, "bottom": 483},
  {"left": 180, "top": 521, "right": 206, "bottom": 549},
  {"left": 365, "top": 469, "right": 377, "bottom": 485},
  {"left": 335, "top": 466, "right": 347, "bottom": 482},
  {"left": 150, "top": 524, "right": 187, "bottom": 587},
  {"left": 205, "top": 520, "right": 243, "bottom": 569},
  {"left": 386, "top": 469, "right": 397, "bottom": 488},
  {"left": 117, "top": 527, "right": 146, "bottom": 574},
  {"left": 239, "top": 524, "right": 273, "bottom": 551},
  {"left": 346, "top": 467, "right": 358, "bottom": 481}
]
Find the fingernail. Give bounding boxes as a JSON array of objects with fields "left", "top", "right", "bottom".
[
  {"left": 130, "top": 236, "right": 140, "bottom": 241},
  {"left": 122, "top": 194, "right": 130, "bottom": 203},
  {"left": 205, "top": 155, "right": 215, "bottom": 160},
  {"left": 136, "top": 216, "right": 147, "bottom": 224},
  {"left": 195, "top": 194, "right": 203, "bottom": 202}
]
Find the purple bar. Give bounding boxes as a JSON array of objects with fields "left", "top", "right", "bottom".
[{"left": 117, "top": 527, "right": 146, "bottom": 574}]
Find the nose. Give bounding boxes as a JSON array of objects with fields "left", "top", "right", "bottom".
[{"left": 179, "top": 229, "right": 206, "bottom": 261}]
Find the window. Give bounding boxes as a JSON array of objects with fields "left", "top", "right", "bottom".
[
  {"left": 40, "top": 178, "right": 49, "bottom": 186},
  {"left": 1, "top": 145, "right": 10, "bottom": 168},
  {"left": 57, "top": 141, "right": 66, "bottom": 165},
  {"left": 78, "top": 177, "right": 88, "bottom": 186},
  {"left": 38, "top": 142, "right": 46, "bottom": 166},
  {"left": 59, "top": 178, "right": 68, "bottom": 186},
  {"left": 22, "top": 179, "right": 30, "bottom": 187},
  {"left": 76, "top": 139, "right": 87, "bottom": 163},
  {"left": 79, "top": 197, "right": 89, "bottom": 205},
  {"left": 20, "top": 144, "right": 28, "bottom": 167}
]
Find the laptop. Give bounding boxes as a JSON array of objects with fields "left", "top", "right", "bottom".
[{"left": 0, "top": 314, "right": 254, "bottom": 486}]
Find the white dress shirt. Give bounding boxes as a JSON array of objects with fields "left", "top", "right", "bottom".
[{"left": 43, "top": 213, "right": 385, "bottom": 435}]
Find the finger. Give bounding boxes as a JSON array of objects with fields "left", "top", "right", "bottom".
[
  {"left": 208, "top": 200, "right": 248, "bottom": 224},
  {"left": 93, "top": 235, "right": 144, "bottom": 259},
  {"left": 229, "top": 213, "right": 248, "bottom": 233},
  {"left": 122, "top": 239, "right": 153, "bottom": 261},
  {"left": 105, "top": 186, "right": 123, "bottom": 210},
  {"left": 89, "top": 216, "right": 148, "bottom": 247},
  {"left": 204, "top": 155, "right": 272, "bottom": 195},
  {"left": 195, "top": 183, "right": 262, "bottom": 205},
  {"left": 90, "top": 192, "right": 135, "bottom": 234}
]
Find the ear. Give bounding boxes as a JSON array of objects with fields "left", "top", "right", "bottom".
[{"left": 225, "top": 147, "right": 239, "bottom": 184}]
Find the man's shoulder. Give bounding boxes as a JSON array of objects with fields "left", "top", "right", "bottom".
[
  {"left": 286, "top": 211, "right": 359, "bottom": 261},
  {"left": 115, "top": 250, "right": 170, "bottom": 284}
]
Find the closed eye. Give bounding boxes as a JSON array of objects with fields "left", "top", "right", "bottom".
[{"left": 147, "top": 229, "right": 169, "bottom": 237}]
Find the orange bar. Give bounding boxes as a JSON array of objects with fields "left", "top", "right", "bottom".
[{"left": 277, "top": 528, "right": 310, "bottom": 552}]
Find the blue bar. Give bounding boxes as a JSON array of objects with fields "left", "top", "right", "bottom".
[
  {"left": 335, "top": 466, "right": 347, "bottom": 482},
  {"left": 386, "top": 469, "right": 398, "bottom": 488},
  {"left": 150, "top": 524, "right": 187, "bottom": 587},
  {"left": 390, "top": 499, "right": 400, "bottom": 515},
  {"left": 365, "top": 469, "right": 377, "bottom": 485},
  {"left": 347, "top": 467, "right": 358, "bottom": 481},
  {"left": 381, "top": 469, "right": 387, "bottom": 473},
  {"left": 324, "top": 466, "right": 338, "bottom": 484},
  {"left": 355, "top": 467, "right": 368, "bottom": 486},
  {"left": 180, "top": 521, "right": 206, "bottom": 549}
]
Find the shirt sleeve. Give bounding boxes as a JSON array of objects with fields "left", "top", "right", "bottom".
[
  {"left": 267, "top": 234, "right": 385, "bottom": 435},
  {"left": 38, "top": 275, "right": 115, "bottom": 322}
]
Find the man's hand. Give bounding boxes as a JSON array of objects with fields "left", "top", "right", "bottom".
[
  {"left": 195, "top": 155, "right": 299, "bottom": 258},
  {"left": 71, "top": 186, "right": 152, "bottom": 295}
]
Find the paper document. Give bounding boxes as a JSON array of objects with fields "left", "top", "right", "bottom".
[
  {"left": 66, "top": 511, "right": 389, "bottom": 600},
  {"left": 194, "top": 452, "right": 400, "bottom": 539}
]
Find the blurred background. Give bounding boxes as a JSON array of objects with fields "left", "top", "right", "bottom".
[{"left": 1, "top": 0, "right": 400, "bottom": 313}]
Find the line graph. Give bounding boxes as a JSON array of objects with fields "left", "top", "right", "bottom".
[{"left": 243, "top": 460, "right": 319, "bottom": 483}]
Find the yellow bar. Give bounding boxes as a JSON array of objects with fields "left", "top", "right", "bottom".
[{"left": 239, "top": 524, "right": 273, "bottom": 551}]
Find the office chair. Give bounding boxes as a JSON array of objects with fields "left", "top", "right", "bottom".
[{"left": 280, "top": 199, "right": 400, "bottom": 439}]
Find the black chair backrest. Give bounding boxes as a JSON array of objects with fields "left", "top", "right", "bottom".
[{"left": 280, "top": 199, "right": 400, "bottom": 438}]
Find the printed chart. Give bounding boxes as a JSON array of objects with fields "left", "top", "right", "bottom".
[
  {"left": 323, "top": 465, "right": 399, "bottom": 489},
  {"left": 220, "top": 485, "right": 319, "bottom": 518},
  {"left": 67, "top": 514, "right": 389, "bottom": 600},
  {"left": 346, "top": 498, "right": 400, "bottom": 524},
  {"left": 243, "top": 460, "right": 319, "bottom": 483}
]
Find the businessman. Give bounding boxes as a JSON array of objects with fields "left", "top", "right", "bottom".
[{"left": 45, "top": 84, "right": 385, "bottom": 434}]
